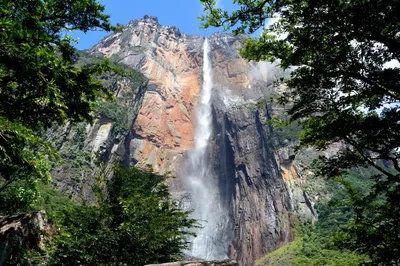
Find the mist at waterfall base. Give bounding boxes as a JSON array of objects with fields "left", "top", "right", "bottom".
[{"left": 183, "top": 39, "right": 229, "bottom": 260}]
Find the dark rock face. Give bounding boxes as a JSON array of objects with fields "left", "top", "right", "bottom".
[
  {"left": 0, "top": 211, "right": 55, "bottom": 264},
  {"left": 211, "top": 101, "right": 295, "bottom": 265},
  {"left": 205, "top": 36, "right": 297, "bottom": 265},
  {"left": 50, "top": 16, "right": 316, "bottom": 266}
]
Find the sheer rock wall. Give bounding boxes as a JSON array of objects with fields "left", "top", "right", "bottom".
[{"left": 53, "top": 16, "right": 316, "bottom": 266}]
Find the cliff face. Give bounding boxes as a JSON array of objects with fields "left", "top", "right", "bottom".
[
  {"left": 52, "top": 16, "right": 316, "bottom": 266},
  {"left": 206, "top": 35, "right": 296, "bottom": 265},
  {"left": 0, "top": 211, "right": 55, "bottom": 265},
  {"left": 91, "top": 16, "right": 204, "bottom": 177}
]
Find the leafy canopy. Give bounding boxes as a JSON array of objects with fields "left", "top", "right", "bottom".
[
  {"left": 0, "top": 0, "right": 122, "bottom": 195},
  {"left": 200, "top": 0, "right": 400, "bottom": 264}
]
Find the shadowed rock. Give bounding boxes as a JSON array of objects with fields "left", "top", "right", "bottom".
[{"left": 0, "top": 211, "right": 55, "bottom": 265}]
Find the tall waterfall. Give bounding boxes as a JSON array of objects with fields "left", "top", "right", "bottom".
[{"left": 185, "top": 38, "right": 228, "bottom": 259}]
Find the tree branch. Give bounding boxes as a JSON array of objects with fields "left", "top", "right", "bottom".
[
  {"left": 344, "top": 136, "right": 398, "bottom": 179},
  {"left": 0, "top": 176, "right": 16, "bottom": 194},
  {"left": 349, "top": 72, "right": 400, "bottom": 102},
  {"left": 371, "top": 156, "right": 400, "bottom": 173},
  {"left": 204, "top": 0, "right": 270, "bottom": 32}
]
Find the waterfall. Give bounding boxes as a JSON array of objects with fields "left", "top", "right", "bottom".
[{"left": 185, "top": 38, "right": 228, "bottom": 260}]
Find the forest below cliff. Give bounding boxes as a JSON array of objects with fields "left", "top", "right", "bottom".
[{"left": 1, "top": 0, "right": 399, "bottom": 265}]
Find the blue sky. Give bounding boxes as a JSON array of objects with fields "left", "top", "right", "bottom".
[{"left": 72, "top": 0, "right": 235, "bottom": 50}]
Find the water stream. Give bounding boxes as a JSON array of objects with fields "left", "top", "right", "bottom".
[{"left": 185, "top": 38, "right": 228, "bottom": 260}]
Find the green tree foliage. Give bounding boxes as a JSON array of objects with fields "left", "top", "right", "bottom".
[
  {"left": 255, "top": 225, "right": 365, "bottom": 266},
  {"left": 28, "top": 166, "right": 197, "bottom": 266},
  {"left": 2, "top": 166, "right": 197, "bottom": 265},
  {"left": 0, "top": 0, "right": 122, "bottom": 197},
  {"left": 200, "top": 0, "right": 400, "bottom": 264}
]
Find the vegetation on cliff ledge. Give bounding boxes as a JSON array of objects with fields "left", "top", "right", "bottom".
[{"left": 256, "top": 171, "right": 371, "bottom": 265}]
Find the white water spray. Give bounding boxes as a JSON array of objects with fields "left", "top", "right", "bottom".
[
  {"left": 185, "top": 38, "right": 228, "bottom": 259},
  {"left": 195, "top": 39, "right": 213, "bottom": 152}
]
